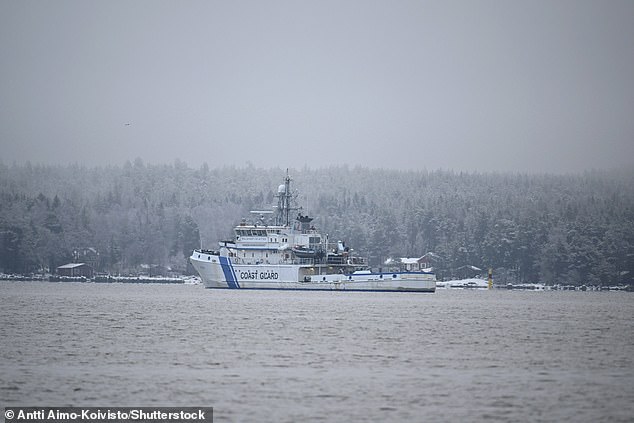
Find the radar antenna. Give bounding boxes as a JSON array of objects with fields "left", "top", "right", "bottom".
[{"left": 276, "top": 170, "right": 294, "bottom": 226}]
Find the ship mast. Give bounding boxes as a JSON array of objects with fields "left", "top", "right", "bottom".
[{"left": 276, "top": 171, "right": 293, "bottom": 226}]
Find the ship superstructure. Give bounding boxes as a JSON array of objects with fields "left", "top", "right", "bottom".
[{"left": 190, "top": 173, "right": 435, "bottom": 292}]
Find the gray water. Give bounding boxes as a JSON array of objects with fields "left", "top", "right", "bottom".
[{"left": 1, "top": 282, "right": 632, "bottom": 422}]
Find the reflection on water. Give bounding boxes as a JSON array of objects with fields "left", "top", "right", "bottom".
[{"left": 1, "top": 282, "right": 632, "bottom": 422}]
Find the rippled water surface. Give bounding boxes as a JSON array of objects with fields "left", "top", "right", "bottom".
[{"left": 1, "top": 282, "right": 633, "bottom": 422}]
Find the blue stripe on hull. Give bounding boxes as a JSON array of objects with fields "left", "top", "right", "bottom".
[
  {"left": 230, "top": 262, "right": 240, "bottom": 288},
  {"left": 218, "top": 256, "right": 239, "bottom": 288}
]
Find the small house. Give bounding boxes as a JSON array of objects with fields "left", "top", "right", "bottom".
[
  {"left": 57, "top": 263, "right": 93, "bottom": 278},
  {"left": 385, "top": 252, "right": 441, "bottom": 272},
  {"left": 455, "top": 265, "right": 483, "bottom": 279}
]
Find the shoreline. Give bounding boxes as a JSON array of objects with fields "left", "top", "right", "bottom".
[{"left": 0, "top": 274, "right": 200, "bottom": 284}]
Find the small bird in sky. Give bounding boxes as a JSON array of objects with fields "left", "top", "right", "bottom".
[{"left": 124, "top": 123, "right": 131, "bottom": 126}]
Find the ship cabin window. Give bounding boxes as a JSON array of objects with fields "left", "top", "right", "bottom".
[
  {"left": 236, "top": 229, "right": 268, "bottom": 237},
  {"left": 309, "top": 236, "right": 321, "bottom": 245}
]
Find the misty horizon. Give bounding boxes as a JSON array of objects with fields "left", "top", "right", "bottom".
[
  {"left": 4, "top": 153, "right": 634, "bottom": 175},
  {"left": 3, "top": 157, "right": 634, "bottom": 178},
  {"left": 0, "top": 157, "right": 634, "bottom": 176}
]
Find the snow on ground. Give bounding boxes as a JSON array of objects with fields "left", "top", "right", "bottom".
[{"left": 436, "top": 278, "right": 489, "bottom": 289}]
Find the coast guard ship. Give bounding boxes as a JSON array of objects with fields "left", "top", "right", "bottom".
[{"left": 190, "top": 173, "right": 435, "bottom": 292}]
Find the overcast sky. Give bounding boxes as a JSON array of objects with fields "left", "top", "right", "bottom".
[{"left": 1, "top": 1, "right": 633, "bottom": 173}]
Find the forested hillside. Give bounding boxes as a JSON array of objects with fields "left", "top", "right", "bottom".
[{"left": 1, "top": 160, "right": 633, "bottom": 285}]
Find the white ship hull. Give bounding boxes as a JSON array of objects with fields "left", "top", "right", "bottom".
[
  {"left": 190, "top": 251, "right": 435, "bottom": 292},
  {"left": 189, "top": 172, "right": 436, "bottom": 293}
]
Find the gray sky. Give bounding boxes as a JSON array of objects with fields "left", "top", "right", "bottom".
[{"left": 1, "top": 0, "right": 633, "bottom": 173}]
